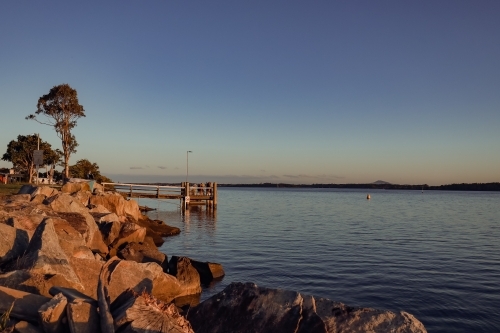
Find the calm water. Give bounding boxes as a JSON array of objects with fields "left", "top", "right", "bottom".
[{"left": 141, "top": 188, "right": 500, "bottom": 333}]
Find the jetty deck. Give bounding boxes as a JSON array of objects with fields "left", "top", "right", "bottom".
[{"left": 102, "top": 182, "right": 217, "bottom": 209}]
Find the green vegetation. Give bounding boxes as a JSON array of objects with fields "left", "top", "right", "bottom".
[
  {"left": 26, "top": 83, "right": 85, "bottom": 178},
  {"left": 0, "top": 183, "right": 24, "bottom": 196},
  {"left": 69, "top": 159, "right": 113, "bottom": 183},
  {"left": 0, "top": 301, "right": 14, "bottom": 331},
  {"left": 2, "top": 134, "right": 60, "bottom": 183}
]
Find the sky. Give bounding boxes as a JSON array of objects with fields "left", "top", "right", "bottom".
[{"left": 1, "top": 1, "right": 499, "bottom": 185}]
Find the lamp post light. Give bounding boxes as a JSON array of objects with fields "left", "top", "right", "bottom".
[{"left": 186, "top": 150, "right": 192, "bottom": 182}]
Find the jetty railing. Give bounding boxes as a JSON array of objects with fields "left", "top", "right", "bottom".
[{"left": 102, "top": 182, "right": 217, "bottom": 209}]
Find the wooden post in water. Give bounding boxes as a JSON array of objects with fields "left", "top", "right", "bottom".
[
  {"left": 185, "top": 182, "right": 190, "bottom": 208},
  {"left": 129, "top": 185, "right": 133, "bottom": 198},
  {"left": 213, "top": 182, "right": 217, "bottom": 208},
  {"left": 156, "top": 186, "right": 160, "bottom": 198}
]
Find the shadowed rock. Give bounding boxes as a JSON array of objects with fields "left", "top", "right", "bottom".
[
  {"left": 38, "top": 292, "right": 68, "bottom": 333},
  {"left": 168, "top": 256, "right": 202, "bottom": 297},
  {"left": 18, "top": 219, "right": 84, "bottom": 293},
  {"left": 0, "top": 223, "right": 29, "bottom": 265},
  {"left": 111, "top": 289, "right": 194, "bottom": 333},
  {"left": 188, "top": 282, "right": 427, "bottom": 333}
]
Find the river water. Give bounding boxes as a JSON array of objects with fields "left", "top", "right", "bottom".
[{"left": 141, "top": 187, "right": 499, "bottom": 332}]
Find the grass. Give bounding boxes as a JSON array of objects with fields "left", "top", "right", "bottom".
[
  {"left": 0, "top": 183, "right": 24, "bottom": 196},
  {"left": 0, "top": 301, "right": 14, "bottom": 331}
]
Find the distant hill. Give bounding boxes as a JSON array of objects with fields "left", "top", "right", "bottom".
[{"left": 372, "top": 180, "right": 391, "bottom": 185}]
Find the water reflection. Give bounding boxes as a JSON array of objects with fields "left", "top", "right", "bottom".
[{"left": 182, "top": 205, "right": 217, "bottom": 235}]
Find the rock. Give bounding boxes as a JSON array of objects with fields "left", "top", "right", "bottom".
[
  {"left": 31, "top": 194, "right": 46, "bottom": 204},
  {"left": 99, "top": 221, "right": 122, "bottom": 246},
  {"left": 49, "top": 286, "right": 97, "bottom": 306},
  {"left": 134, "top": 217, "right": 181, "bottom": 247},
  {"left": 0, "top": 223, "right": 29, "bottom": 265},
  {"left": 13, "top": 320, "right": 43, "bottom": 333},
  {"left": 61, "top": 182, "right": 91, "bottom": 194},
  {"left": 38, "top": 292, "right": 68, "bottom": 333},
  {"left": 0, "top": 270, "right": 62, "bottom": 297},
  {"left": 89, "top": 192, "right": 139, "bottom": 221},
  {"left": 68, "top": 257, "right": 104, "bottom": 300},
  {"left": 6, "top": 214, "right": 45, "bottom": 239},
  {"left": 17, "top": 185, "right": 38, "bottom": 195},
  {"left": 111, "top": 290, "right": 194, "bottom": 333},
  {"left": 137, "top": 216, "right": 181, "bottom": 236},
  {"left": 88, "top": 204, "right": 111, "bottom": 214},
  {"left": 168, "top": 256, "right": 202, "bottom": 297},
  {"left": 190, "top": 260, "right": 225, "bottom": 285},
  {"left": 66, "top": 299, "right": 100, "bottom": 333},
  {"left": 90, "top": 212, "right": 120, "bottom": 224},
  {"left": 18, "top": 219, "right": 84, "bottom": 293},
  {"left": 71, "top": 190, "right": 92, "bottom": 207},
  {"left": 32, "top": 186, "right": 58, "bottom": 198},
  {"left": 43, "top": 193, "right": 85, "bottom": 213},
  {"left": 43, "top": 210, "right": 102, "bottom": 254},
  {"left": 7, "top": 194, "right": 32, "bottom": 203},
  {"left": 93, "top": 182, "right": 104, "bottom": 194},
  {"left": 104, "top": 258, "right": 182, "bottom": 303},
  {"left": 117, "top": 241, "right": 168, "bottom": 271},
  {"left": 187, "top": 282, "right": 428, "bottom": 333},
  {"left": 0, "top": 286, "right": 51, "bottom": 323},
  {"left": 47, "top": 217, "right": 86, "bottom": 258},
  {"left": 108, "top": 223, "right": 146, "bottom": 257}
]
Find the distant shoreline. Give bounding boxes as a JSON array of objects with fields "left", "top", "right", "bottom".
[
  {"left": 135, "top": 182, "right": 500, "bottom": 191},
  {"left": 217, "top": 182, "right": 500, "bottom": 191}
]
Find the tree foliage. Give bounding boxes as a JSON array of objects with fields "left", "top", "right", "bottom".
[
  {"left": 69, "top": 159, "right": 112, "bottom": 183},
  {"left": 2, "top": 134, "right": 61, "bottom": 183},
  {"left": 26, "top": 84, "right": 85, "bottom": 178}
]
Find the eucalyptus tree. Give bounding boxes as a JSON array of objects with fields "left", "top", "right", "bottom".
[{"left": 26, "top": 84, "right": 85, "bottom": 178}]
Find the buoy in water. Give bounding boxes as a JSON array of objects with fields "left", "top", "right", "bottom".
[{"left": 367, "top": 194, "right": 371, "bottom": 200}]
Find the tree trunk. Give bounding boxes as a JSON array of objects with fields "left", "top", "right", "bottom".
[
  {"left": 64, "top": 153, "right": 70, "bottom": 179},
  {"left": 28, "top": 162, "right": 34, "bottom": 183}
]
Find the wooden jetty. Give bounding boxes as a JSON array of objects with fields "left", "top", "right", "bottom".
[{"left": 102, "top": 182, "right": 218, "bottom": 209}]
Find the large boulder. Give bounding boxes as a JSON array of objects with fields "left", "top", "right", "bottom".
[
  {"left": 112, "top": 290, "right": 194, "bottom": 333},
  {"left": 168, "top": 256, "right": 202, "bottom": 297},
  {"left": 117, "top": 241, "right": 168, "bottom": 271},
  {"left": 187, "top": 282, "right": 427, "bottom": 333},
  {"left": 61, "top": 182, "right": 91, "bottom": 194},
  {"left": 89, "top": 192, "right": 139, "bottom": 221},
  {"left": 99, "top": 221, "right": 122, "bottom": 246},
  {"left": 38, "top": 292, "right": 68, "bottom": 333},
  {"left": 42, "top": 208, "right": 103, "bottom": 254},
  {"left": 6, "top": 214, "right": 46, "bottom": 239},
  {"left": 33, "top": 186, "right": 59, "bottom": 198},
  {"left": 104, "top": 258, "right": 182, "bottom": 303},
  {"left": 135, "top": 217, "right": 181, "bottom": 246},
  {"left": 44, "top": 193, "right": 88, "bottom": 215},
  {"left": 0, "top": 223, "right": 30, "bottom": 265},
  {"left": 0, "top": 286, "right": 51, "bottom": 324},
  {"left": 71, "top": 190, "right": 92, "bottom": 207},
  {"left": 190, "top": 259, "right": 225, "bottom": 285},
  {"left": 66, "top": 299, "right": 100, "bottom": 333},
  {"left": 68, "top": 257, "right": 104, "bottom": 300},
  {"left": 17, "top": 184, "right": 38, "bottom": 195},
  {"left": 16, "top": 219, "right": 84, "bottom": 293},
  {"left": 108, "top": 223, "right": 146, "bottom": 257}
]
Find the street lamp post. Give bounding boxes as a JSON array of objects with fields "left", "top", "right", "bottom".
[{"left": 186, "top": 151, "right": 192, "bottom": 182}]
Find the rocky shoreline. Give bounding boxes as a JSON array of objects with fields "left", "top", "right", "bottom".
[{"left": 0, "top": 182, "right": 427, "bottom": 332}]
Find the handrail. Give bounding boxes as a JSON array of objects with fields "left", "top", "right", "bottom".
[{"left": 102, "top": 182, "right": 182, "bottom": 189}]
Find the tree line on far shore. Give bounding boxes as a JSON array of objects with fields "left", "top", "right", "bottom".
[
  {"left": 219, "top": 182, "right": 500, "bottom": 191},
  {"left": 1, "top": 83, "right": 112, "bottom": 184}
]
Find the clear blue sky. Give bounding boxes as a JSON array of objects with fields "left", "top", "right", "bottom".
[{"left": 1, "top": 1, "right": 499, "bottom": 185}]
